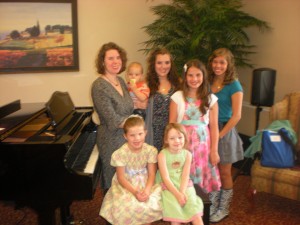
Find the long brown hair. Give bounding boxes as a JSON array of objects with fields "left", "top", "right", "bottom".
[
  {"left": 146, "top": 47, "right": 181, "bottom": 96},
  {"left": 207, "top": 48, "right": 238, "bottom": 85},
  {"left": 182, "top": 59, "right": 210, "bottom": 115}
]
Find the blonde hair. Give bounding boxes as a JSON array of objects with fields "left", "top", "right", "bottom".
[
  {"left": 126, "top": 62, "right": 144, "bottom": 74},
  {"left": 123, "top": 115, "right": 145, "bottom": 134},
  {"left": 163, "top": 123, "right": 188, "bottom": 149},
  {"left": 125, "top": 62, "right": 144, "bottom": 82}
]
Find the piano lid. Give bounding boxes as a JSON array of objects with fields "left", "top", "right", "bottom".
[
  {"left": 0, "top": 101, "right": 45, "bottom": 139},
  {"left": 46, "top": 91, "right": 75, "bottom": 127},
  {"left": 0, "top": 100, "right": 21, "bottom": 119}
]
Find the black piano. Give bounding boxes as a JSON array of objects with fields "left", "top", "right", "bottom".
[{"left": 0, "top": 91, "right": 101, "bottom": 225}]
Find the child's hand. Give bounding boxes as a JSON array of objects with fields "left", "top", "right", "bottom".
[
  {"left": 183, "top": 192, "right": 188, "bottom": 202},
  {"left": 141, "top": 188, "right": 150, "bottom": 198},
  {"left": 175, "top": 192, "right": 187, "bottom": 207},
  {"left": 128, "top": 80, "right": 137, "bottom": 90},
  {"left": 140, "top": 190, "right": 150, "bottom": 201},
  {"left": 135, "top": 190, "right": 149, "bottom": 202},
  {"left": 210, "top": 151, "right": 220, "bottom": 167}
]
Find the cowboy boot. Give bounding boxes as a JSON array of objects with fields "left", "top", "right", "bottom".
[{"left": 210, "top": 189, "right": 233, "bottom": 223}]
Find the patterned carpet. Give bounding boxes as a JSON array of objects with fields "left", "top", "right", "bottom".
[{"left": 1, "top": 175, "right": 300, "bottom": 225}]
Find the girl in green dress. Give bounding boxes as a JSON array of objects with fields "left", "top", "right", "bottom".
[{"left": 156, "top": 123, "right": 204, "bottom": 225}]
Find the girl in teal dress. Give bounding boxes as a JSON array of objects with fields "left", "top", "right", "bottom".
[{"left": 156, "top": 123, "right": 204, "bottom": 225}]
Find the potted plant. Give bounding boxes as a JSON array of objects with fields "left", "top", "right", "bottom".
[{"left": 141, "top": 0, "right": 270, "bottom": 72}]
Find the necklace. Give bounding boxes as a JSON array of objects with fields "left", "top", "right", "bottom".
[
  {"left": 104, "top": 75, "right": 119, "bottom": 86},
  {"left": 213, "top": 81, "right": 223, "bottom": 90},
  {"left": 213, "top": 80, "right": 223, "bottom": 90}
]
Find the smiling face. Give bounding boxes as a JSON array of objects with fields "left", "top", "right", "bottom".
[
  {"left": 186, "top": 66, "right": 203, "bottom": 91},
  {"left": 212, "top": 56, "right": 228, "bottom": 77},
  {"left": 155, "top": 54, "right": 171, "bottom": 79},
  {"left": 104, "top": 49, "right": 122, "bottom": 75},
  {"left": 165, "top": 128, "right": 185, "bottom": 153},
  {"left": 124, "top": 125, "right": 147, "bottom": 152}
]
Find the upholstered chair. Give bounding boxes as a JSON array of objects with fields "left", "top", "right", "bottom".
[{"left": 250, "top": 91, "right": 300, "bottom": 201}]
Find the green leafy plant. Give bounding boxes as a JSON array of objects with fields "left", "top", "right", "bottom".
[{"left": 142, "top": 0, "right": 270, "bottom": 71}]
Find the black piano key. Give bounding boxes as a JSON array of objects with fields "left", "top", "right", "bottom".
[{"left": 64, "top": 130, "right": 97, "bottom": 173}]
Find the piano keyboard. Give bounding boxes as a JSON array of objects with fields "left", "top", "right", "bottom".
[
  {"left": 84, "top": 144, "right": 99, "bottom": 174},
  {"left": 64, "top": 130, "right": 97, "bottom": 174}
]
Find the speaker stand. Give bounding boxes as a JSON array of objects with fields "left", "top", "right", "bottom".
[{"left": 255, "top": 105, "right": 263, "bottom": 132}]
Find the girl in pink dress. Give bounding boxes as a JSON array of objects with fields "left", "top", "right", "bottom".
[{"left": 169, "top": 59, "right": 221, "bottom": 216}]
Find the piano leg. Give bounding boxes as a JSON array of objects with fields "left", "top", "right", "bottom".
[
  {"left": 60, "top": 203, "right": 73, "bottom": 225},
  {"left": 32, "top": 204, "right": 58, "bottom": 225},
  {"left": 23, "top": 202, "right": 73, "bottom": 225}
]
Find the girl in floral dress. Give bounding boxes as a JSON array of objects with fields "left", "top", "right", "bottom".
[
  {"left": 100, "top": 115, "right": 162, "bottom": 225},
  {"left": 169, "top": 59, "right": 221, "bottom": 216}
]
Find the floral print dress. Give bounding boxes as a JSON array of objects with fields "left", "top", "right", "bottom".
[
  {"left": 152, "top": 87, "right": 175, "bottom": 151},
  {"left": 181, "top": 97, "right": 221, "bottom": 193},
  {"left": 99, "top": 143, "right": 162, "bottom": 225}
]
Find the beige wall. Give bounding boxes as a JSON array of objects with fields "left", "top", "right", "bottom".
[
  {"left": 0, "top": 0, "right": 167, "bottom": 106},
  {"left": 0, "top": 0, "right": 299, "bottom": 135},
  {"left": 239, "top": 0, "right": 300, "bottom": 103},
  {"left": 237, "top": 0, "right": 300, "bottom": 135}
]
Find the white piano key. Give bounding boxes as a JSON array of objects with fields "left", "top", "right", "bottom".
[{"left": 83, "top": 144, "right": 99, "bottom": 174}]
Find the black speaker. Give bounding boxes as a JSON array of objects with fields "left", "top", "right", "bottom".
[{"left": 251, "top": 68, "right": 276, "bottom": 107}]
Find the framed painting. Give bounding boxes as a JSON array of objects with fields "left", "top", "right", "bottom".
[{"left": 0, "top": 0, "right": 79, "bottom": 74}]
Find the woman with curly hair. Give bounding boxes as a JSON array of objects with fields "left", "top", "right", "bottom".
[
  {"left": 91, "top": 42, "right": 133, "bottom": 193},
  {"left": 145, "top": 47, "right": 181, "bottom": 152},
  {"left": 207, "top": 48, "right": 243, "bottom": 223}
]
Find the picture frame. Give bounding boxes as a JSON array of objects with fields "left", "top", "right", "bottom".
[{"left": 0, "top": 0, "right": 79, "bottom": 74}]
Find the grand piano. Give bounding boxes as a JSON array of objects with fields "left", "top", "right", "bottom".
[{"left": 0, "top": 91, "right": 101, "bottom": 225}]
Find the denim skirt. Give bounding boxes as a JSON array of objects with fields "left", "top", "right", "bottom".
[{"left": 218, "top": 122, "right": 244, "bottom": 164}]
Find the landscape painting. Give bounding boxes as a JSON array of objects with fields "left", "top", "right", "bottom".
[{"left": 0, "top": 0, "right": 79, "bottom": 74}]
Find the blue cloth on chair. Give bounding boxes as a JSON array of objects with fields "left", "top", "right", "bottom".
[
  {"left": 244, "top": 120, "right": 297, "bottom": 159},
  {"left": 261, "top": 128, "right": 295, "bottom": 168}
]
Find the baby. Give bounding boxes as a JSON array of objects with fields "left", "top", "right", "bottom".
[{"left": 126, "top": 62, "right": 150, "bottom": 120}]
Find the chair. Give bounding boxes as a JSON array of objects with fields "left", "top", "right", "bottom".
[{"left": 250, "top": 91, "right": 300, "bottom": 201}]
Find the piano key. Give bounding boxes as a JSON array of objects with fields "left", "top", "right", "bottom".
[
  {"left": 84, "top": 144, "right": 99, "bottom": 174},
  {"left": 65, "top": 130, "right": 97, "bottom": 173}
]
